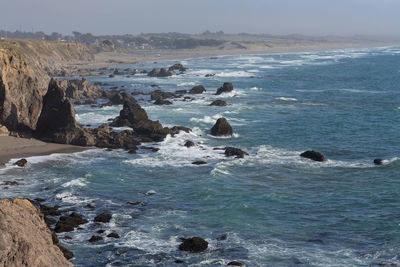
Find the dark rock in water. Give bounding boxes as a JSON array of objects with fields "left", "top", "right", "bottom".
[
  {"left": 179, "top": 237, "right": 208, "bottom": 252},
  {"left": 3, "top": 181, "right": 19, "bottom": 186},
  {"left": 94, "top": 213, "right": 112, "bottom": 223},
  {"left": 93, "top": 126, "right": 139, "bottom": 152},
  {"left": 168, "top": 63, "right": 187, "bottom": 72},
  {"left": 150, "top": 90, "right": 175, "bottom": 101},
  {"left": 184, "top": 140, "right": 195, "bottom": 148},
  {"left": 97, "top": 229, "right": 105, "bottom": 234},
  {"left": 110, "top": 101, "right": 149, "bottom": 127},
  {"left": 39, "top": 204, "right": 62, "bottom": 216},
  {"left": 227, "top": 261, "right": 244, "bottom": 266},
  {"left": 55, "top": 212, "right": 88, "bottom": 233},
  {"left": 141, "top": 70, "right": 148, "bottom": 74},
  {"left": 300, "top": 150, "right": 327, "bottom": 162},
  {"left": 89, "top": 235, "right": 103, "bottom": 243},
  {"left": 189, "top": 85, "right": 206, "bottom": 94},
  {"left": 44, "top": 216, "right": 56, "bottom": 227},
  {"left": 175, "top": 259, "right": 184, "bottom": 264},
  {"left": 154, "top": 98, "right": 173, "bottom": 105},
  {"left": 374, "top": 158, "right": 383, "bottom": 165},
  {"left": 109, "top": 74, "right": 115, "bottom": 78},
  {"left": 57, "top": 244, "right": 74, "bottom": 260},
  {"left": 104, "top": 92, "right": 136, "bottom": 106},
  {"left": 107, "top": 232, "right": 120, "bottom": 238},
  {"left": 35, "top": 79, "right": 95, "bottom": 146},
  {"left": 225, "top": 147, "right": 249, "bottom": 158},
  {"left": 192, "top": 161, "right": 207, "bottom": 165},
  {"left": 215, "top": 82, "right": 233, "bottom": 95},
  {"left": 210, "top": 100, "right": 228, "bottom": 106},
  {"left": 175, "top": 90, "right": 187, "bottom": 95},
  {"left": 63, "top": 77, "right": 105, "bottom": 100},
  {"left": 126, "top": 201, "right": 145, "bottom": 205},
  {"left": 211, "top": 118, "right": 233, "bottom": 136},
  {"left": 150, "top": 84, "right": 159, "bottom": 88},
  {"left": 205, "top": 74, "right": 215, "bottom": 77},
  {"left": 148, "top": 68, "right": 172, "bottom": 77},
  {"left": 217, "top": 234, "right": 227, "bottom": 241},
  {"left": 14, "top": 159, "right": 27, "bottom": 167},
  {"left": 171, "top": 126, "right": 192, "bottom": 134}
]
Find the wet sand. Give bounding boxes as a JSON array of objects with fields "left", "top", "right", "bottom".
[{"left": 0, "top": 136, "right": 89, "bottom": 164}]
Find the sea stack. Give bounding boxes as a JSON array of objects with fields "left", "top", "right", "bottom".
[{"left": 210, "top": 118, "right": 233, "bottom": 136}]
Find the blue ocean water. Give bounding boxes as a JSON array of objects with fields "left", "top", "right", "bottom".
[{"left": 1, "top": 47, "right": 400, "bottom": 266}]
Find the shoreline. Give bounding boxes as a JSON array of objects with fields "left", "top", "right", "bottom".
[
  {"left": 0, "top": 136, "right": 90, "bottom": 165},
  {"left": 66, "top": 41, "right": 400, "bottom": 71}
]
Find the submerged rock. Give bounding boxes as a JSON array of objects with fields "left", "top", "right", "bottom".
[
  {"left": 210, "top": 100, "right": 227, "bottom": 106},
  {"left": 184, "top": 140, "right": 195, "bottom": 148},
  {"left": 150, "top": 90, "right": 176, "bottom": 101},
  {"left": 210, "top": 118, "right": 233, "bottom": 136},
  {"left": 227, "top": 261, "right": 244, "bottom": 266},
  {"left": 189, "top": 85, "right": 206, "bottom": 94},
  {"left": 373, "top": 158, "right": 383, "bottom": 165},
  {"left": 215, "top": 82, "right": 233, "bottom": 95},
  {"left": 179, "top": 237, "right": 208, "bottom": 253},
  {"left": 88, "top": 235, "right": 103, "bottom": 243},
  {"left": 94, "top": 213, "right": 112, "bottom": 223},
  {"left": 300, "top": 150, "right": 327, "bottom": 162},
  {"left": 225, "top": 147, "right": 248, "bottom": 158},
  {"left": 192, "top": 161, "right": 207, "bottom": 165},
  {"left": 107, "top": 232, "right": 120, "bottom": 238},
  {"left": 154, "top": 98, "right": 173, "bottom": 105}
]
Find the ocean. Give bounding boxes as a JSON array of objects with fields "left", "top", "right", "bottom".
[{"left": 1, "top": 46, "right": 400, "bottom": 266}]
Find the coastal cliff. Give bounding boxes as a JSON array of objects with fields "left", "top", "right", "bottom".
[
  {"left": 0, "top": 39, "right": 96, "bottom": 131},
  {"left": 0, "top": 198, "right": 73, "bottom": 267}
]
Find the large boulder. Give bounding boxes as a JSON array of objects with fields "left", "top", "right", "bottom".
[
  {"left": 300, "top": 150, "right": 327, "bottom": 162},
  {"left": 110, "top": 101, "right": 149, "bottom": 127},
  {"left": 215, "top": 82, "right": 233, "bottom": 95},
  {"left": 189, "top": 85, "right": 206, "bottom": 94},
  {"left": 133, "top": 120, "right": 172, "bottom": 141},
  {"left": 0, "top": 124, "right": 9, "bottom": 135},
  {"left": 35, "top": 79, "right": 95, "bottom": 146},
  {"left": 210, "top": 118, "right": 233, "bottom": 136},
  {"left": 0, "top": 198, "right": 73, "bottom": 266},
  {"left": 54, "top": 212, "right": 88, "bottom": 233},
  {"left": 179, "top": 237, "right": 208, "bottom": 253}
]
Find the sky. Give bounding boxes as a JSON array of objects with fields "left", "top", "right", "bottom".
[{"left": 1, "top": 0, "right": 400, "bottom": 36}]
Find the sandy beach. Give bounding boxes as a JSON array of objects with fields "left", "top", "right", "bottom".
[
  {"left": 66, "top": 40, "right": 396, "bottom": 71},
  {"left": 0, "top": 136, "right": 89, "bottom": 164}
]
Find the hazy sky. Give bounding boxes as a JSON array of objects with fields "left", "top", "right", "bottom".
[{"left": 1, "top": 0, "right": 400, "bottom": 36}]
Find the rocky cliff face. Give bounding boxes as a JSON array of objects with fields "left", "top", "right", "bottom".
[
  {"left": 0, "top": 43, "right": 49, "bottom": 131},
  {"left": 0, "top": 198, "right": 73, "bottom": 267}
]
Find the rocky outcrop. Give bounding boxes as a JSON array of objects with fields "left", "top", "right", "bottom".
[
  {"left": 110, "top": 101, "right": 149, "bottom": 127},
  {"left": 300, "top": 150, "right": 327, "bottom": 162},
  {"left": 154, "top": 98, "right": 172, "bottom": 105},
  {"left": 179, "top": 237, "right": 208, "bottom": 253},
  {"left": 210, "top": 118, "right": 233, "bottom": 136},
  {"left": 189, "top": 85, "right": 206, "bottom": 94},
  {"left": 210, "top": 100, "right": 227, "bottom": 106},
  {"left": 103, "top": 91, "right": 136, "bottom": 106},
  {"left": 64, "top": 78, "right": 104, "bottom": 100},
  {"left": 0, "top": 44, "right": 49, "bottom": 131},
  {"left": 373, "top": 158, "right": 383, "bottom": 165},
  {"left": 215, "top": 82, "right": 233, "bottom": 95},
  {"left": 34, "top": 79, "right": 95, "bottom": 146},
  {"left": 0, "top": 198, "right": 73, "bottom": 266}
]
